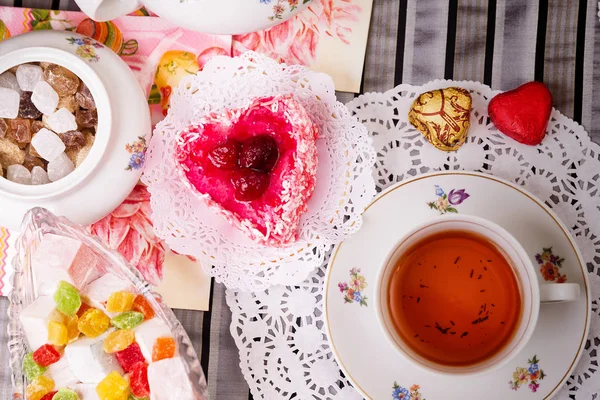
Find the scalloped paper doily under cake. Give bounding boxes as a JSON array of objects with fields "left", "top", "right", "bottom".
[
  {"left": 142, "top": 52, "right": 376, "bottom": 291},
  {"left": 226, "top": 80, "right": 600, "bottom": 400}
]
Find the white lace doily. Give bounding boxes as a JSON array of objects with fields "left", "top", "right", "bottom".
[
  {"left": 226, "top": 80, "right": 600, "bottom": 399},
  {"left": 142, "top": 52, "right": 376, "bottom": 291}
]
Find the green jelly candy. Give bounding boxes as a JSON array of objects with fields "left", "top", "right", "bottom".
[
  {"left": 53, "top": 281, "right": 81, "bottom": 316},
  {"left": 129, "top": 395, "right": 149, "bottom": 400},
  {"left": 111, "top": 311, "right": 144, "bottom": 330},
  {"left": 23, "top": 352, "right": 46, "bottom": 381},
  {"left": 54, "top": 388, "right": 80, "bottom": 400}
]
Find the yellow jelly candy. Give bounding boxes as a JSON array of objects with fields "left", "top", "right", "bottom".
[
  {"left": 26, "top": 375, "right": 54, "bottom": 400},
  {"left": 78, "top": 308, "right": 110, "bottom": 338},
  {"left": 65, "top": 315, "right": 80, "bottom": 343},
  {"left": 47, "top": 320, "right": 68, "bottom": 346},
  {"left": 103, "top": 329, "right": 135, "bottom": 353},
  {"left": 96, "top": 371, "right": 129, "bottom": 400},
  {"left": 106, "top": 291, "right": 136, "bottom": 313}
]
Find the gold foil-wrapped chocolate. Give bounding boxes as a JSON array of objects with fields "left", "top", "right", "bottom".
[{"left": 408, "top": 87, "right": 472, "bottom": 151}]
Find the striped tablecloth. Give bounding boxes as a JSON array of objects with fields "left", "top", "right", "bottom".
[{"left": 1, "top": 1, "right": 599, "bottom": 399}]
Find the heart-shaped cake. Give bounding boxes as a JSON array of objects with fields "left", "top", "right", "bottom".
[
  {"left": 488, "top": 81, "right": 552, "bottom": 146},
  {"left": 175, "top": 95, "right": 318, "bottom": 247}
]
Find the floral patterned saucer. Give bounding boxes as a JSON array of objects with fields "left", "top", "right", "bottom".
[{"left": 324, "top": 171, "right": 590, "bottom": 399}]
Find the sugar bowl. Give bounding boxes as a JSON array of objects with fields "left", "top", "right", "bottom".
[{"left": 0, "top": 30, "right": 151, "bottom": 230}]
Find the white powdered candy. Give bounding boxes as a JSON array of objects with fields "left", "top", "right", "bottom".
[
  {"left": 16, "top": 64, "right": 43, "bottom": 91},
  {"left": 44, "top": 356, "right": 79, "bottom": 388},
  {"left": 0, "top": 71, "right": 22, "bottom": 94},
  {"left": 135, "top": 318, "right": 173, "bottom": 361},
  {"left": 32, "top": 80, "right": 59, "bottom": 115},
  {"left": 19, "top": 296, "right": 64, "bottom": 350},
  {"left": 0, "top": 87, "right": 20, "bottom": 119},
  {"left": 31, "top": 128, "right": 66, "bottom": 162},
  {"left": 32, "top": 233, "right": 100, "bottom": 295},
  {"left": 73, "top": 384, "right": 101, "bottom": 400},
  {"left": 47, "top": 108, "right": 78, "bottom": 133},
  {"left": 47, "top": 152, "right": 75, "bottom": 181},
  {"left": 6, "top": 164, "right": 31, "bottom": 185},
  {"left": 65, "top": 332, "right": 124, "bottom": 383},
  {"left": 148, "top": 358, "right": 195, "bottom": 400},
  {"left": 31, "top": 166, "right": 50, "bottom": 185}
]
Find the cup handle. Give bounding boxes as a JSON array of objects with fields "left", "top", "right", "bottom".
[
  {"left": 75, "top": 0, "right": 143, "bottom": 22},
  {"left": 540, "top": 283, "right": 580, "bottom": 303}
]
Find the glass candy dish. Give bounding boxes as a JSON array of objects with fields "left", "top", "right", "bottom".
[{"left": 7, "top": 207, "right": 208, "bottom": 399}]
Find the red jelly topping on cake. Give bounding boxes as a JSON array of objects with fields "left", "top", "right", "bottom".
[{"left": 175, "top": 95, "right": 318, "bottom": 247}]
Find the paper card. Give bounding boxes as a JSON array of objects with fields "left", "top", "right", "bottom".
[{"left": 154, "top": 253, "right": 211, "bottom": 312}]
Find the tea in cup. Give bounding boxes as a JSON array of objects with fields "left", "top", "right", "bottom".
[{"left": 375, "top": 215, "right": 580, "bottom": 375}]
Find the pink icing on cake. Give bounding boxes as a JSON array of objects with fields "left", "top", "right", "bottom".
[{"left": 175, "top": 95, "right": 318, "bottom": 247}]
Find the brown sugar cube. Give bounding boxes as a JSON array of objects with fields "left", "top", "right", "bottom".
[
  {"left": 57, "top": 95, "right": 79, "bottom": 113},
  {"left": 66, "top": 130, "right": 94, "bottom": 167},
  {"left": 43, "top": 64, "right": 80, "bottom": 97},
  {"left": 0, "top": 137, "right": 26, "bottom": 166},
  {"left": 8, "top": 119, "right": 33, "bottom": 147},
  {"left": 0, "top": 119, "right": 10, "bottom": 138}
]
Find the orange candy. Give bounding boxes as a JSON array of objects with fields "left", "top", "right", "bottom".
[
  {"left": 132, "top": 295, "right": 155, "bottom": 320},
  {"left": 152, "top": 336, "right": 176, "bottom": 362},
  {"left": 64, "top": 315, "right": 80, "bottom": 343},
  {"left": 76, "top": 302, "right": 92, "bottom": 318}
]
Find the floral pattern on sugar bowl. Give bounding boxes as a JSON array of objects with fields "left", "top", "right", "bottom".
[
  {"left": 263, "top": 0, "right": 313, "bottom": 21},
  {"left": 125, "top": 136, "right": 148, "bottom": 171},
  {"left": 66, "top": 37, "right": 103, "bottom": 62},
  {"left": 427, "top": 185, "right": 470, "bottom": 214},
  {"left": 392, "top": 383, "right": 425, "bottom": 400},
  {"left": 338, "top": 268, "right": 368, "bottom": 306},
  {"left": 508, "top": 355, "right": 546, "bottom": 393}
]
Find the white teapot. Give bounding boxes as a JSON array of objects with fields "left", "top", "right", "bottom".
[{"left": 75, "top": 0, "right": 312, "bottom": 35}]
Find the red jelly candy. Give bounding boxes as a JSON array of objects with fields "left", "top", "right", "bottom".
[
  {"left": 129, "top": 361, "right": 150, "bottom": 398},
  {"left": 40, "top": 391, "right": 57, "bottom": 400},
  {"left": 32, "top": 344, "right": 61, "bottom": 367},
  {"left": 115, "top": 342, "right": 145, "bottom": 373}
]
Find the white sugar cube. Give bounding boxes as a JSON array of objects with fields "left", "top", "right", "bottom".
[
  {"left": 19, "top": 296, "right": 63, "bottom": 350},
  {"left": 82, "top": 273, "right": 133, "bottom": 317},
  {"left": 148, "top": 357, "right": 195, "bottom": 400},
  {"left": 47, "top": 152, "right": 75, "bottom": 182},
  {"left": 6, "top": 164, "right": 31, "bottom": 185},
  {"left": 16, "top": 64, "right": 43, "bottom": 91},
  {"left": 47, "top": 108, "right": 77, "bottom": 133},
  {"left": 44, "top": 356, "right": 78, "bottom": 388},
  {"left": 65, "top": 331, "right": 123, "bottom": 383},
  {"left": 32, "top": 81, "right": 59, "bottom": 115},
  {"left": 0, "top": 71, "right": 22, "bottom": 94},
  {"left": 31, "top": 166, "right": 50, "bottom": 185},
  {"left": 31, "top": 128, "right": 66, "bottom": 162},
  {"left": 0, "top": 87, "right": 20, "bottom": 118},
  {"left": 72, "top": 384, "right": 100, "bottom": 400},
  {"left": 135, "top": 318, "right": 173, "bottom": 361}
]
